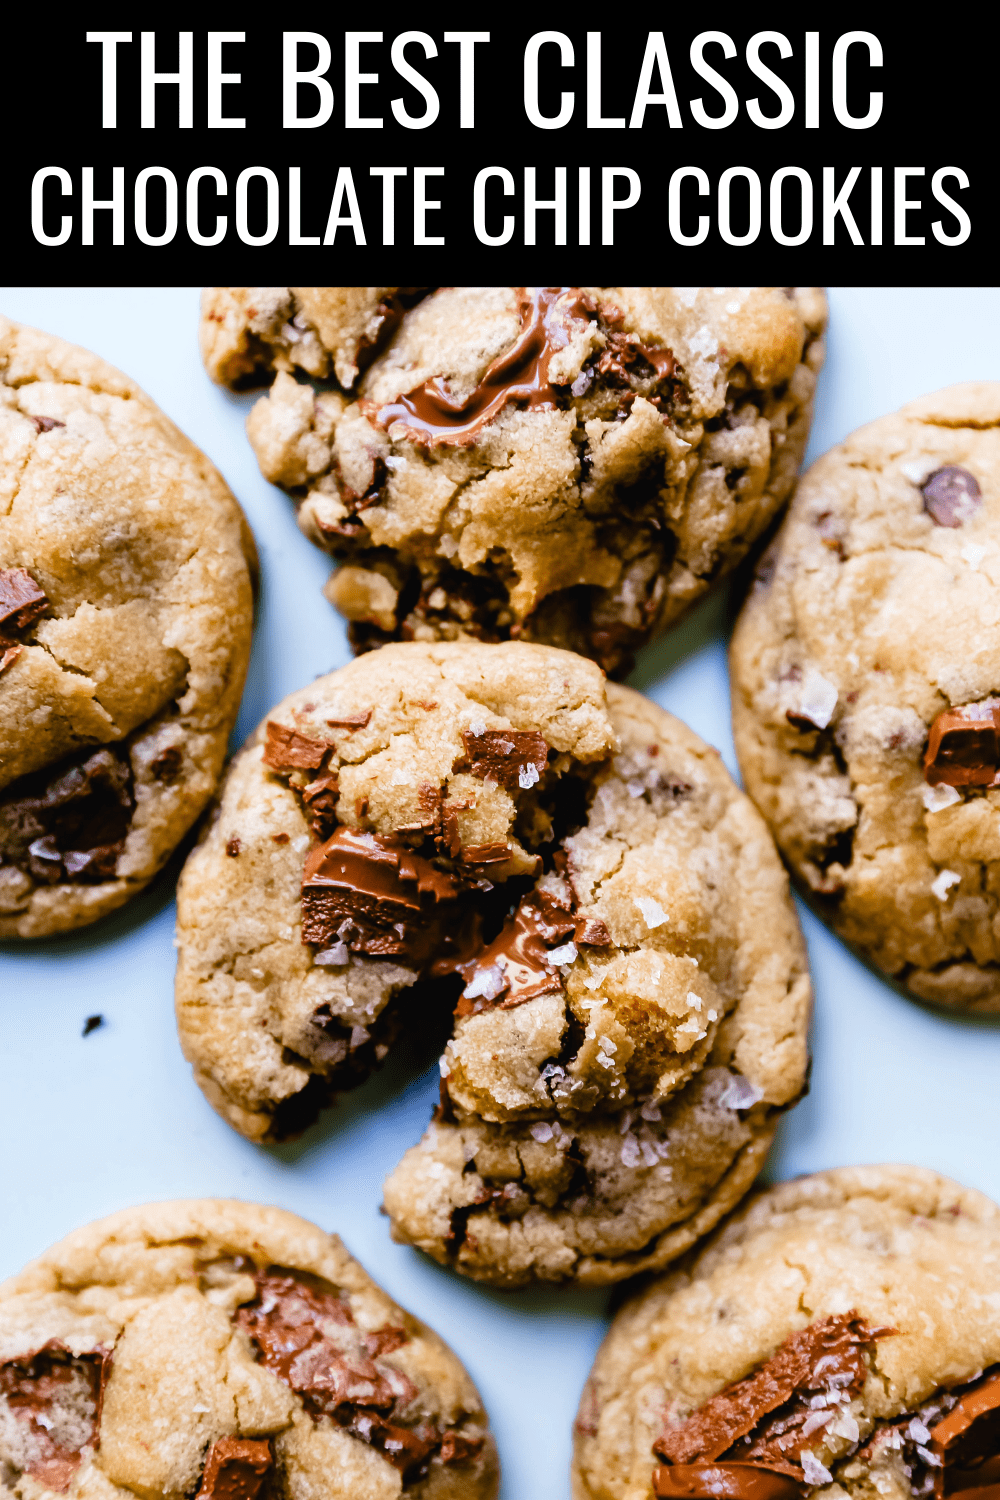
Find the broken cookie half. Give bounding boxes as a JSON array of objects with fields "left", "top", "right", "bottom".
[
  {"left": 201, "top": 286, "right": 825, "bottom": 677},
  {"left": 0, "top": 1198, "right": 497, "bottom": 1500},
  {"left": 175, "top": 641, "right": 810, "bottom": 1287}
]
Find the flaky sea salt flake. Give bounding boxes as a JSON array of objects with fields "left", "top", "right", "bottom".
[
  {"left": 923, "top": 782, "right": 961, "bottom": 813},
  {"left": 635, "top": 895, "right": 668, "bottom": 929},
  {"left": 800, "top": 1452, "right": 833, "bottom": 1487},
  {"left": 931, "top": 869, "right": 960, "bottom": 901}
]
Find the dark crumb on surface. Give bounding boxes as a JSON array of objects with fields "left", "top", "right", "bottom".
[
  {"left": 226, "top": 838, "right": 242, "bottom": 857},
  {"left": 82, "top": 1014, "right": 104, "bottom": 1037}
]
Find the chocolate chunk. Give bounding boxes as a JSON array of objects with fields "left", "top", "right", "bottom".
[
  {"left": 0, "top": 644, "right": 22, "bottom": 674},
  {"left": 326, "top": 710, "right": 372, "bottom": 730},
  {"left": 349, "top": 1415, "right": 436, "bottom": 1480},
  {"left": 300, "top": 826, "right": 459, "bottom": 963},
  {"left": 364, "top": 1328, "right": 409, "bottom": 1359},
  {"left": 82, "top": 1014, "right": 103, "bottom": 1036},
  {"left": 235, "top": 1268, "right": 432, "bottom": 1478},
  {"left": 0, "top": 567, "right": 48, "bottom": 635},
  {"left": 458, "top": 841, "right": 512, "bottom": 865},
  {"left": 301, "top": 773, "right": 339, "bottom": 837},
  {"left": 924, "top": 702, "right": 1000, "bottom": 787},
  {"left": 355, "top": 298, "right": 406, "bottom": 376},
  {"left": 194, "top": 1438, "right": 273, "bottom": 1500},
  {"left": 370, "top": 287, "right": 597, "bottom": 447},
  {"left": 460, "top": 727, "right": 549, "bottom": 790},
  {"left": 575, "top": 915, "right": 611, "bottom": 947},
  {"left": 860, "top": 1365, "right": 1000, "bottom": 1500},
  {"left": 454, "top": 888, "right": 571, "bottom": 1016},
  {"left": 923, "top": 466, "right": 982, "bottom": 528},
  {"left": 149, "top": 745, "right": 183, "bottom": 782},
  {"left": 261, "top": 723, "right": 330, "bottom": 772},
  {"left": 438, "top": 1430, "right": 485, "bottom": 1466},
  {"left": 654, "top": 1314, "right": 895, "bottom": 1479},
  {"left": 0, "top": 746, "right": 133, "bottom": 885},
  {"left": 0, "top": 1341, "right": 113, "bottom": 1493},
  {"left": 226, "top": 838, "right": 242, "bottom": 857},
  {"left": 271, "top": 832, "right": 290, "bottom": 845},
  {"left": 653, "top": 1465, "right": 802, "bottom": 1500},
  {"left": 930, "top": 1367, "right": 1000, "bottom": 1481},
  {"left": 30, "top": 415, "right": 65, "bottom": 434},
  {"left": 596, "top": 332, "right": 676, "bottom": 388}
]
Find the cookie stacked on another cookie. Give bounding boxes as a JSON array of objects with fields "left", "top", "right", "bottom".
[
  {"left": 175, "top": 640, "right": 810, "bottom": 1287},
  {"left": 0, "top": 317, "right": 255, "bottom": 937},
  {"left": 573, "top": 1164, "right": 1000, "bottom": 1500},
  {"left": 0, "top": 1199, "right": 498, "bottom": 1499},
  {"left": 731, "top": 382, "right": 1000, "bottom": 1012},
  {"left": 201, "top": 287, "right": 825, "bottom": 675}
]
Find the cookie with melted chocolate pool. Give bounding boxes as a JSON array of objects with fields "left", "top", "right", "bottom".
[
  {"left": 573, "top": 1164, "right": 1000, "bottom": 1500},
  {"left": 730, "top": 382, "right": 1000, "bottom": 1012},
  {"left": 201, "top": 287, "right": 825, "bottom": 677},
  {"left": 0, "top": 1199, "right": 497, "bottom": 1500},
  {"left": 174, "top": 640, "right": 810, "bottom": 1287},
  {"left": 0, "top": 316, "right": 255, "bottom": 937}
]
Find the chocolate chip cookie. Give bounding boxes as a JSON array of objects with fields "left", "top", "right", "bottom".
[
  {"left": 201, "top": 287, "right": 826, "bottom": 676},
  {"left": 174, "top": 639, "right": 810, "bottom": 1286},
  {"left": 572, "top": 1164, "right": 1000, "bottom": 1500},
  {"left": 730, "top": 382, "right": 1000, "bottom": 1013},
  {"left": 0, "top": 1198, "right": 497, "bottom": 1500},
  {"left": 0, "top": 316, "right": 255, "bottom": 937}
]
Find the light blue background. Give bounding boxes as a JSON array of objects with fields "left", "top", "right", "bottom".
[{"left": 2, "top": 287, "right": 999, "bottom": 1500}]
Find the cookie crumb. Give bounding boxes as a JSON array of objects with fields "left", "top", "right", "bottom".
[
  {"left": 226, "top": 838, "right": 242, "bottom": 857},
  {"left": 82, "top": 1014, "right": 104, "bottom": 1037}
]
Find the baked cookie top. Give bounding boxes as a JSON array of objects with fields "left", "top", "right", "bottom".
[
  {"left": 730, "top": 382, "right": 1000, "bottom": 1012},
  {"left": 175, "top": 640, "right": 809, "bottom": 1286},
  {"left": 0, "top": 1199, "right": 497, "bottom": 1500},
  {"left": 0, "top": 316, "right": 254, "bottom": 937},
  {"left": 202, "top": 287, "right": 825, "bottom": 675},
  {"left": 572, "top": 1164, "right": 1000, "bottom": 1500}
]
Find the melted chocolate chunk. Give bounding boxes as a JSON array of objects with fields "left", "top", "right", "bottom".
[
  {"left": 261, "top": 723, "right": 331, "bottom": 772},
  {"left": 924, "top": 703, "right": 1000, "bottom": 788},
  {"left": 0, "top": 1341, "right": 113, "bottom": 1493},
  {"left": 234, "top": 1267, "right": 446, "bottom": 1483},
  {"left": 459, "top": 728, "right": 549, "bottom": 791},
  {"left": 300, "top": 826, "right": 472, "bottom": 967},
  {"left": 922, "top": 467, "right": 982, "bottom": 528},
  {"left": 194, "top": 1438, "right": 273, "bottom": 1500},
  {"left": 370, "top": 287, "right": 596, "bottom": 447},
  {"left": 596, "top": 332, "right": 676, "bottom": 388},
  {"left": 654, "top": 1315, "right": 895, "bottom": 1492},
  {"left": 454, "top": 887, "right": 581, "bottom": 1015},
  {"left": 653, "top": 1464, "right": 802, "bottom": 1500},
  {"left": 0, "top": 746, "right": 134, "bottom": 885},
  {"left": 0, "top": 567, "right": 48, "bottom": 637}
]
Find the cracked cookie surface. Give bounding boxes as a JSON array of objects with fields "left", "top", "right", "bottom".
[
  {"left": 0, "top": 1198, "right": 497, "bottom": 1500},
  {"left": 572, "top": 1164, "right": 1000, "bottom": 1500},
  {"left": 174, "top": 638, "right": 809, "bottom": 1286},
  {"left": 0, "top": 316, "right": 255, "bottom": 937},
  {"left": 730, "top": 382, "right": 1000, "bottom": 1012},
  {"left": 201, "top": 287, "right": 825, "bottom": 676}
]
